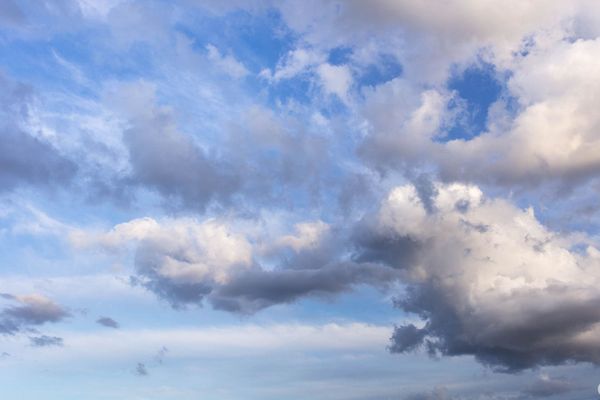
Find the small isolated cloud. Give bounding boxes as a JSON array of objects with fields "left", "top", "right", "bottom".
[
  {"left": 29, "top": 335, "right": 64, "bottom": 348},
  {"left": 96, "top": 316, "right": 119, "bottom": 329},
  {"left": 154, "top": 346, "right": 168, "bottom": 365},
  {"left": 0, "top": 294, "right": 70, "bottom": 335},
  {"left": 135, "top": 362, "right": 148, "bottom": 376}
]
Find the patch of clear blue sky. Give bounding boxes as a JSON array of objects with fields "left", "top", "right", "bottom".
[
  {"left": 357, "top": 53, "right": 403, "bottom": 87},
  {"left": 444, "top": 62, "right": 503, "bottom": 141}
]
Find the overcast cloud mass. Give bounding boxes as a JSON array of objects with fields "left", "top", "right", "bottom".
[{"left": 2, "top": 1, "right": 600, "bottom": 399}]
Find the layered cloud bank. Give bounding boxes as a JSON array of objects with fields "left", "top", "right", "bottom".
[{"left": 71, "top": 180, "right": 600, "bottom": 371}]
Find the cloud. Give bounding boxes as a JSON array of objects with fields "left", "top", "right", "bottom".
[
  {"left": 273, "top": 220, "right": 330, "bottom": 252},
  {"left": 206, "top": 44, "right": 249, "bottom": 79},
  {"left": 154, "top": 346, "right": 168, "bottom": 364},
  {"left": 0, "top": 294, "right": 70, "bottom": 336},
  {"left": 522, "top": 374, "right": 576, "bottom": 398},
  {"left": 81, "top": 216, "right": 399, "bottom": 313},
  {"left": 405, "top": 387, "right": 453, "bottom": 400},
  {"left": 208, "top": 262, "right": 398, "bottom": 314},
  {"left": 356, "top": 33, "right": 600, "bottom": 191},
  {"left": 262, "top": 47, "right": 325, "bottom": 81},
  {"left": 0, "top": 72, "right": 76, "bottom": 192},
  {"left": 135, "top": 362, "right": 148, "bottom": 376},
  {"left": 96, "top": 316, "right": 119, "bottom": 329},
  {"left": 278, "top": 0, "right": 574, "bottom": 83},
  {"left": 29, "top": 335, "right": 64, "bottom": 348},
  {"left": 353, "top": 182, "right": 600, "bottom": 371},
  {"left": 316, "top": 63, "right": 353, "bottom": 102},
  {"left": 105, "top": 81, "right": 239, "bottom": 210}
]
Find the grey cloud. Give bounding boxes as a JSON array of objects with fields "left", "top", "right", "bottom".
[
  {"left": 29, "top": 335, "right": 64, "bottom": 348},
  {"left": 521, "top": 375, "right": 576, "bottom": 398},
  {"left": 405, "top": 387, "right": 453, "bottom": 400},
  {"left": 112, "top": 82, "right": 238, "bottom": 211},
  {"left": 0, "top": 73, "right": 76, "bottom": 192},
  {"left": 0, "top": 295, "right": 70, "bottom": 336},
  {"left": 389, "top": 323, "right": 428, "bottom": 353},
  {"left": 0, "top": 127, "right": 76, "bottom": 191},
  {"left": 413, "top": 174, "right": 438, "bottom": 214},
  {"left": 135, "top": 362, "right": 148, "bottom": 376},
  {"left": 3, "top": 299, "right": 70, "bottom": 326},
  {"left": 124, "top": 216, "right": 400, "bottom": 314},
  {"left": 209, "top": 262, "right": 399, "bottom": 314},
  {"left": 96, "top": 316, "right": 119, "bottom": 329},
  {"left": 137, "top": 260, "right": 399, "bottom": 314}
]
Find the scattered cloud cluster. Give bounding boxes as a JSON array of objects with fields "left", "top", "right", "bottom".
[{"left": 2, "top": 1, "right": 600, "bottom": 397}]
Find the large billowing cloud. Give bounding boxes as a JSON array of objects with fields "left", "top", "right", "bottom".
[{"left": 355, "top": 182, "right": 600, "bottom": 371}]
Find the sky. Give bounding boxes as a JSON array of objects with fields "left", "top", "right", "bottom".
[{"left": 2, "top": 1, "right": 600, "bottom": 399}]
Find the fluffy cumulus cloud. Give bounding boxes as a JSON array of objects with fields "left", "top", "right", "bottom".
[
  {"left": 360, "top": 182, "right": 600, "bottom": 370},
  {"left": 359, "top": 35, "right": 600, "bottom": 187},
  {"left": 78, "top": 216, "right": 399, "bottom": 314}
]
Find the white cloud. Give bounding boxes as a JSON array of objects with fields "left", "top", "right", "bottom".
[
  {"left": 275, "top": 220, "right": 330, "bottom": 252},
  {"left": 317, "top": 63, "right": 353, "bottom": 102},
  {"left": 206, "top": 44, "right": 249, "bottom": 79},
  {"left": 369, "top": 181, "right": 600, "bottom": 369}
]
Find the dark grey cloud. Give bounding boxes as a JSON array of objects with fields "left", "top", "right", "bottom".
[
  {"left": 209, "top": 262, "right": 399, "bottom": 314},
  {"left": 136, "top": 260, "right": 399, "bottom": 314},
  {"left": 389, "top": 323, "right": 428, "bottom": 353},
  {"left": 0, "top": 73, "right": 76, "bottom": 192},
  {"left": 29, "top": 335, "right": 64, "bottom": 348},
  {"left": 96, "top": 316, "right": 119, "bottom": 329}
]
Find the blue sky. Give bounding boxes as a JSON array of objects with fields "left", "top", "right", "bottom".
[{"left": 2, "top": 1, "right": 600, "bottom": 399}]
